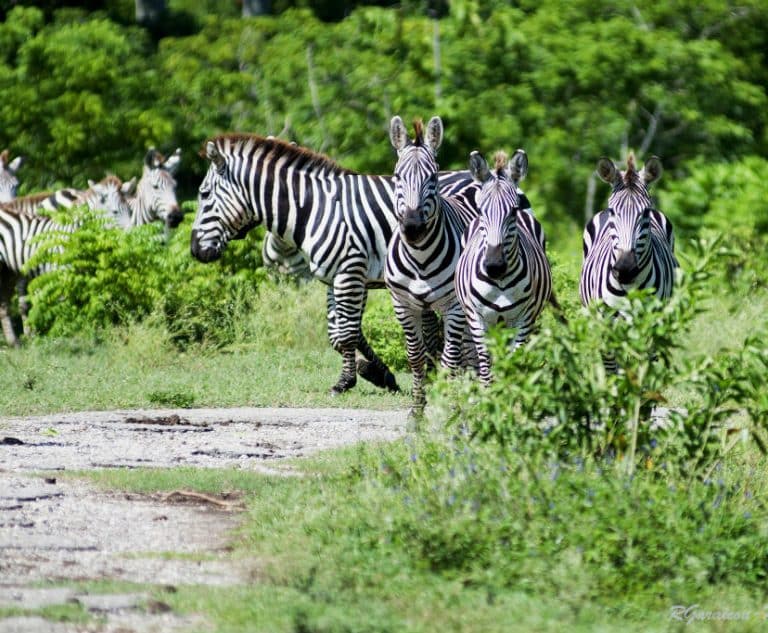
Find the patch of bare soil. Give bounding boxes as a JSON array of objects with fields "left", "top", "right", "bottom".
[{"left": 0, "top": 407, "right": 407, "bottom": 632}]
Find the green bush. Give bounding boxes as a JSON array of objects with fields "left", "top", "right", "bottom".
[
  {"left": 26, "top": 206, "right": 268, "bottom": 347},
  {"left": 362, "top": 293, "right": 409, "bottom": 373},
  {"left": 432, "top": 236, "right": 768, "bottom": 478}
]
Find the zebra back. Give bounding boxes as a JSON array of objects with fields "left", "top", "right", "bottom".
[
  {"left": 0, "top": 176, "right": 133, "bottom": 230},
  {"left": 580, "top": 153, "right": 677, "bottom": 309},
  {"left": 0, "top": 149, "right": 24, "bottom": 203}
]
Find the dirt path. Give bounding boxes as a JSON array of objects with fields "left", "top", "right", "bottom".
[{"left": 0, "top": 407, "right": 408, "bottom": 632}]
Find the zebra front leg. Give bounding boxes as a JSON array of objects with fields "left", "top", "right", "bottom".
[
  {"left": 0, "top": 269, "right": 19, "bottom": 347},
  {"left": 422, "top": 309, "right": 442, "bottom": 374},
  {"left": 16, "top": 277, "right": 30, "bottom": 337},
  {"left": 467, "top": 315, "right": 492, "bottom": 385},
  {"left": 393, "top": 301, "right": 428, "bottom": 414},
  {"left": 440, "top": 306, "right": 467, "bottom": 375},
  {"left": 328, "top": 272, "right": 368, "bottom": 395}
]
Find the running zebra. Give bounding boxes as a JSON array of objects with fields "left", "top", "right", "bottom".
[
  {"left": 455, "top": 150, "right": 553, "bottom": 385},
  {"left": 0, "top": 176, "right": 133, "bottom": 345},
  {"left": 0, "top": 150, "right": 24, "bottom": 203},
  {"left": 579, "top": 152, "right": 678, "bottom": 372},
  {"left": 385, "top": 116, "right": 478, "bottom": 411},
  {"left": 129, "top": 148, "right": 183, "bottom": 230}
]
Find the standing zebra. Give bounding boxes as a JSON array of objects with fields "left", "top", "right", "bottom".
[
  {"left": 579, "top": 152, "right": 678, "bottom": 372},
  {"left": 192, "top": 133, "right": 414, "bottom": 394},
  {"left": 129, "top": 148, "right": 183, "bottom": 230},
  {"left": 0, "top": 176, "right": 133, "bottom": 345},
  {"left": 0, "top": 150, "right": 24, "bottom": 203},
  {"left": 455, "top": 150, "right": 553, "bottom": 385},
  {"left": 385, "top": 116, "right": 478, "bottom": 411}
]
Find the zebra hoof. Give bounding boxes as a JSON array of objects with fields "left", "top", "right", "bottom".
[
  {"left": 356, "top": 358, "right": 400, "bottom": 393},
  {"left": 330, "top": 376, "right": 356, "bottom": 395}
]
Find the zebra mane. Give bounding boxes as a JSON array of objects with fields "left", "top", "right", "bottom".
[
  {"left": 623, "top": 152, "right": 638, "bottom": 185},
  {"left": 493, "top": 151, "right": 508, "bottom": 176},
  {"left": 412, "top": 118, "right": 426, "bottom": 146},
  {"left": 205, "top": 133, "right": 354, "bottom": 176},
  {"left": 0, "top": 149, "right": 8, "bottom": 166},
  {"left": 6, "top": 191, "right": 54, "bottom": 206}
]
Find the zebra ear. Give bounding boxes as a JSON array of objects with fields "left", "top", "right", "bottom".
[
  {"left": 596, "top": 157, "right": 617, "bottom": 183},
  {"left": 122, "top": 177, "right": 137, "bottom": 196},
  {"left": 508, "top": 149, "right": 528, "bottom": 182},
  {"left": 469, "top": 151, "right": 491, "bottom": 183},
  {"left": 8, "top": 155, "right": 24, "bottom": 173},
  {"left": 144, "top": 147, "right": 161, "bottom": 168},
  {"left": 390, "top": 116, "right": 409, "bottom": 151},
  {"left": 425, "top": 116, "right": 443, "bottom": 155},
  {"left": 163, "top": 148, "right": 182, "bottom": 175},
  {"left": 87, "top": 178, "right": 98, "bottom": 191},
  {"left": 642, "top": 156, "right": 663, "bottom": 184},
  {"left": 206, "top": 141, "right": 226, "bottom": 173}
]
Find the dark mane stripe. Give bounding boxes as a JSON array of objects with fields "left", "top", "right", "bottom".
[
  {"left": 412, "top": 118, "right": 424, "bottom": 146},
  {"left": 206, "top": 133, "right": 355, "bottom": 176}
]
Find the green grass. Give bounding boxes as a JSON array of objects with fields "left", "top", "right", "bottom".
[
  {"left": 73, "top": 435, "right": 768, "bottom": 633},
  {"left": 0, "top": 281, "right": 412, "bottom": 416}
]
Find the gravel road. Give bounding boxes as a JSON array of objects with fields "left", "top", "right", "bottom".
[{"left": 0, "top": 407, "right": 408, "bottom": 632}]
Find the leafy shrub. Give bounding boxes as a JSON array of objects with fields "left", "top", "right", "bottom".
[
  {"left": 362, "top": 293, "right": 408, "bottom": 373},
  {"left": 432, "top": 236, "right": 768, "bottom": 478},
  {"left": 26, "top": 206, "right": 267, "bottom": 347}
]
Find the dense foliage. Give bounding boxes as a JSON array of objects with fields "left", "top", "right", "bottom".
[{"left": 0, "top": 1, "right": 765, "bottom": 241}]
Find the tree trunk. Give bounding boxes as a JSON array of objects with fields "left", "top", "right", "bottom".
[
  {"left": 135, "top": 0, "right": 165, "bottom": 26},
  {"left": 242, "top": 0, "right": 272, "bottom": 17}
]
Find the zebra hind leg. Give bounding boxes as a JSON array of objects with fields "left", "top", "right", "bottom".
[
  {"left": 0, "top": 269, "right": 20, "bottom": 348},
  {"left": 355, "top": 334, "right": 400, "bottom": 393}
]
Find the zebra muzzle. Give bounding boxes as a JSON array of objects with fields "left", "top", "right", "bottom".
[
  {"left": 190, "top": 233, "right": 222, "bottom": 263},
  {"left": 612, "top": 249, "right": 639, "bottom": 284},
  {"left": 484, "top": 245, "right": 507, "bottom": 279},
  {"left": 402, "top": 209, "right": 427, "bottom": 243}
]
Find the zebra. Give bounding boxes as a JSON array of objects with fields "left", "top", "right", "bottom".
[
  {"left": 579, "top": 152, "right": 678, "bottom": 372},
  {"left": 261, "top": 232, "right": 312, "bottom": 279},
  {"left": 191, "top": 132, "right": 489, "bottom": 395},
  {"left": 0, "top": 176, "right": 134, "bottom": 345},
  {"left": 455, "top": 149, "right": 553, "bottom": 385},
  {"left": 129, "top": 148, "right": 183, "bottom": 231},
  {"left": 385, "top": 115, "right": 479, "bottom": 411},
  {"left": 0, "top": 150, "right": 24, "bottom": 203}
]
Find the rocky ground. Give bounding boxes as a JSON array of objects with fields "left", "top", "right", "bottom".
[{"left": 0, "top": 407, "right": 408, "bottom": 632}]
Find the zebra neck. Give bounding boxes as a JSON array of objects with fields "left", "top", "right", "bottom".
[{"left": 252, "top": 159, "right": 330, "bottom": 251}]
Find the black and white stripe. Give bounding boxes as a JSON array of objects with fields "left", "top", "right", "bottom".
[
  {"left": 455, "top": 150, "right": 552, "bottom": 385},
  {"left": 0, "top": 150, "right": 23, "bottom": 203},
  {"left": 384, "top": 116, "right": 478, "bottom": 410},
  {"left": 579, "top": 153, "right": 678, "bottom": 371},
  {"left": 0, "top": 176, "right": 133, "bottom": 346},
  {"left": 129, "top": 148, "right": 183, "bottom": 230},
  {"left": 191, "top": 133, "right": 439, "bottom": 394}
]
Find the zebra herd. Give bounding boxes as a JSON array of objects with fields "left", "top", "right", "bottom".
[
  {"left": 0, "top": 148, "right": 182, "bottom": 347},
  {"left": 191, "top": 115, "right": 678, "bottom": 412}
]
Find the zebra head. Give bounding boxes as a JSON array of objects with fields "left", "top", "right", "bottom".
[
  {"left": 389, "top": 115, "right": 443, "bottom": 245},
  {"left": 135, "top": 148, "right": 183, "bottom": 228},
  {"left": 469, "top": 149, "right": 528, "bottom": 279},
  {"left": 86, "top": 175, "right": 134, "bottom": 230},
  {"left": 596, "top": 153, "right": 662, "bottom": 285},
  {"left": 0, "top": 149, "right": 24, "bottom": 203},
  {"left": 192, "top": 139, "right": 257, "bottom": 263}
]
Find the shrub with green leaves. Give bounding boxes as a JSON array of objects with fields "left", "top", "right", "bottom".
[
  {"left": 25, "top": 207, "right": 267, "bottom": 347},
  {"left": 432, "top": 236, "right": 768, "bottom": 478}
]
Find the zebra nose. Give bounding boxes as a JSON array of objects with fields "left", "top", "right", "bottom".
[
  {"left": 612, "top": 249, "right": 639, "bottom": 283},
  {"left": 190, "top": 232, "right": 221, "bottom": 262},
  {"left": 166, "top": 206, "right": 184, "bottom": 228},
  {"left": 402, "top": 208, "right": 426, "bottom": 243},
  {"left": 484, "top": 244, "right": 506, "bottom": 279}
]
